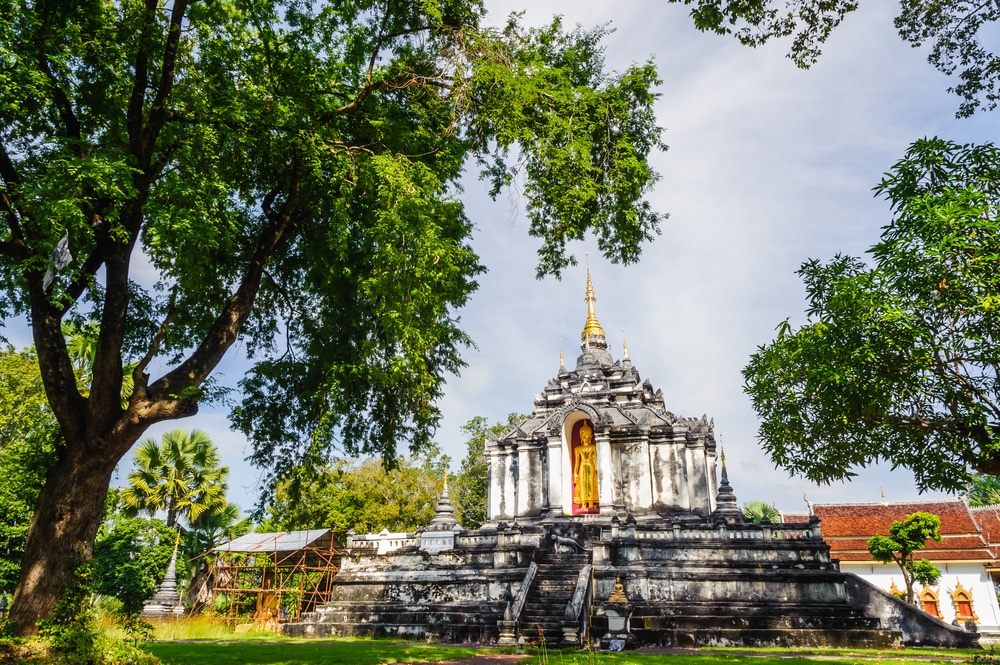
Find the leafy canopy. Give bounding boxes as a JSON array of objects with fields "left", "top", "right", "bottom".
[
  {"left": 0, "top": 0, "right": 664, "bottom": 489},
  {"left": 968, "top": 474, "right": 1000, "bottom": 507},
  {"left": 262, "top": 445, "right": 450, "bottom": 534},
  {"left": 0, "top": 348, "right": 60, "bottom": 591},
  {"left": 452, "top": 413, "right": 523, "bottom": 528},
  {"left": 741, "top": 499, "right": 781, "bottom": 524},
  {"left": 867, "top": 511, "right": 942, "bottom": 604},
  {"left": 744, "top": 138, "right": 1000, "bottom": 493},
  {"left": 93, "top": 516, "right": 176, "bottom": 616},
  {"left": 670, "top": 0, "right": 1000, "bottom": 117}
]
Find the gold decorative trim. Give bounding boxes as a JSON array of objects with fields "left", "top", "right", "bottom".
[
  {"left": 919, "top": 585, "right": 941, "bottom": 618},
  {"left": 950, "top": 579, "right": 979, "bottom": 622}
]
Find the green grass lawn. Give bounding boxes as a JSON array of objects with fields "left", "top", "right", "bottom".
[
  {"left": 145, "top": 640, "right": 481, "bottom": 665},
  {"left": 142, "top": 640, "right": 993, "bottom": 665}
]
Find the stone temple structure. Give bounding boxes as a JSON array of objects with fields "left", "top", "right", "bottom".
[{"left": 283, "top": 272, "right": 977, "bottom": 648}]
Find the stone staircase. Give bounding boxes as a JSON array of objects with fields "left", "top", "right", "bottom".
[{"left": 519, "top": 550, "right": 591, "bottom": 645}]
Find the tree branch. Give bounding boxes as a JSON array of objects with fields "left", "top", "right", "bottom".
[
  {"left": 147, "top": 159, "right": 306, "bottom": 402},
  {"left": 140, "top": 0, "right": 190, "bottom": 164},
  {"left": 36, "top": 56, "right": 81, "bottom": 146},
  {"left": 127, "top": 0, "right": 159, "bottom": 158},
  {"left": 0, "top": 141, "right": 27, "bottom": 250},
  {"left": 131, "top": 290, "right": 178, "bottom": 400}
]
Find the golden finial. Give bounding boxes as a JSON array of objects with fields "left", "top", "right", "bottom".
[
  {"left": 559, "top": 344, "right": 565, "bottom": 368},
  {"left": 881, "top": 484, "right": 889, "bottom": 506},
  {"left": 581, "top": 258, "right": 605, "bottom": 342},
  {"left": 720, "top": 448, "right": 726, "bottom": 470},
  {"left": 622, "top": 329, "right": 629, "bottom": 360}
]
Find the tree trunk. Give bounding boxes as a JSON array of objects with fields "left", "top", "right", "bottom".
[{"left": 7, "top": 439, "right": 119, "bottom": 635}]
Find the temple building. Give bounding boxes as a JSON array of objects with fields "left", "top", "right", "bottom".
[
  {"left": 781, "top": 500, "right": 1000, "bottom": 634},
  {"left": 486, "top": 270, "right": 720, "bottom": 524},
  {"left": 282, "top": 272, "right": 978, "bottom": 648}
]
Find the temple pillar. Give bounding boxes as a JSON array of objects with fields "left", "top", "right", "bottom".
[
  {"left": 508, "top": 444, "right": 520, "bottom": 519},
  {"left": 516, "top": 441, "right": 543, "bottom": 518},
  {"left": 546, "top": 435, "right": 564, "bottom": 515},
  {"left": 595, "top": 431, "right": 616, "bottom": 516},
  {"left": 622, "top": 436, "right": 653, "bottom": 513},
  {"left": 707, "top": 450, "right": 719, "bottom": 513},
  {"left": 686, "top": 436, "right": 710, "bottom": 517},
  {"left": 610, "top": 440, "right": 626, "bottom": 513},
  {"left": 486, "top": 444, "right": 503, "bottom": 522}
]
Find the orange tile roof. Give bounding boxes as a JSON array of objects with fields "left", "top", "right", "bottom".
[
  {"left": 971, "top": 506, "right": 1000, "bottom": 548},
  {"left": 781, "top": 512, "right": 811, "bottom": 524},
  {"left": 811, "top": 500, "right": 996, "bottom": 563}
]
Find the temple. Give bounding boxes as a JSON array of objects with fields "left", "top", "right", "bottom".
[
  {"left": 486, "top": 268, "right": 721, "bottom": 524},
  {"left": 282, "top": 272, "right": 977, "bottom": 648}
]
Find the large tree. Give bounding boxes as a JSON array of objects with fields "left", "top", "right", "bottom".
[
  {"left": 669, "top": 0, "right": 1000, "bottom": 116},
  {"left": 744, "top": 138, "right": 1000, "bottom": 493},
  {"left": 0, "top": 0, "right": 665, "bottom": 633}
]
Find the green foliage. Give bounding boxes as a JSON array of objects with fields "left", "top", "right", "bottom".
[
  {"left": 37, "top": 556, "right": 99, "bottom": 662},
  {"left": 867, "top": 511, "right": 942, "bottom": 604},
  {"left": 907, "top": 558, "right": 942, "bottom": 590},
  {"left": 92, "top": 517, "right": 176, "bottom": 616},
  {"left": 0, "top": 348, "right": 60, "bottom": 591},
  {"left": 120, "top": 430, "right": 229, "bottom": 529},
  {"left": 968, "top": 474, "right": 1000, "bottom": 507},
  {"left": 741, "top": 499, "right": 781, "bottom": 524},
  {"left": 263, "top": 446, "right": 450, "bottom": 534},
  {"left": 671, "top": 0, "right": 999, "bottom": 116},
  {"left": 744, "top": 138, "right": 1000, "bottom": 493},
  {"left": 452, "top": 413, "right": 524, "bottom": 528}
]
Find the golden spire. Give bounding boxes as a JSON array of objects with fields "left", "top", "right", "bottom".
[
  {"left": 581, "top": 262, "right": 605, "bottom": 342},
  {"left": 622, "top": 329, "right": 629, "bottom": 360}
]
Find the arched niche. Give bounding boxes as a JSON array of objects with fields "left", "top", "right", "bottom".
[
  {"left": 919, "top": 585, "right": 941, "bottom": 618},
  {"left": 561, "top": 409, "right": 600, "bottom": 516},
  {"left": 950, "top": 579, "right": 978, "bottom": 623}
]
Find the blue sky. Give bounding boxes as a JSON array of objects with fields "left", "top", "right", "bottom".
[{"left": 107, "top": 1, "right": 1000, "bottom": 516}]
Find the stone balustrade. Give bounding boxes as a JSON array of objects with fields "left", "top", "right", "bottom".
[{"left": 608, "top": 520, "right": 822, "bottom": 543}]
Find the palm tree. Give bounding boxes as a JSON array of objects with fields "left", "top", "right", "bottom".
[
  {"left": 186, "top": 501, "right": 252, "bottom": 558},
  {"left": 742, "top": 499, "right": 782, "bottom": 524},
  {"left": 62, "top": 321, "right": 135, "bottom": 403},
  {"left": 120, "top": 429, "right": 229, "bottom": 528},
  {"left": 183, "top": 500, "right": 252, "bottom": 612},
  {"left": 968, "top": 474, "right": 1000, "bottom": 507}
]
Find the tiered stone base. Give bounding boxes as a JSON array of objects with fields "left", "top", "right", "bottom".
[
  {"left": 283, "top": 602, "right": 503, "bottom": 642},
  {"left": 282, "top": 519, "right": 979, "bottom": 649}
]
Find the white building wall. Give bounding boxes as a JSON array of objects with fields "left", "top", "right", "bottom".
[{"left": 840, "top": 561, "right": 1000, "bottom": 632}]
